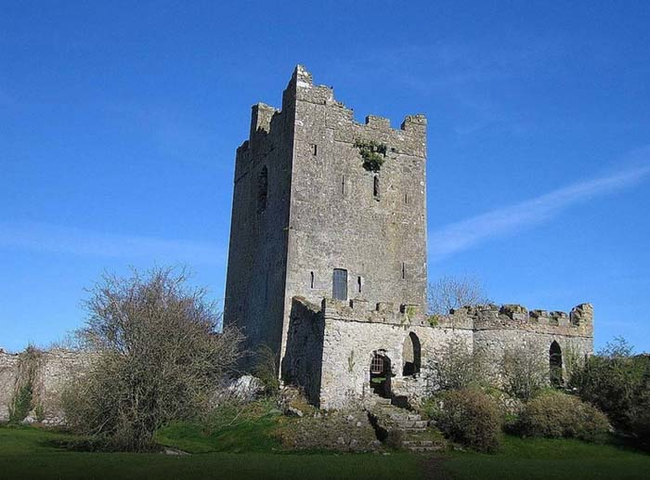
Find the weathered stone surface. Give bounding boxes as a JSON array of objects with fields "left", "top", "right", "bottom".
[
  {"left": 221, "top": 65, "right": 595, "bottom": 411},
  {"left": 0, "top": 349, "right": 88, "bottom": 425}
]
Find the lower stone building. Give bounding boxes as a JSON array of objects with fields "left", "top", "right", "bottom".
[{"left": 282, "top": 298, "right": 594, "bottom": 409}]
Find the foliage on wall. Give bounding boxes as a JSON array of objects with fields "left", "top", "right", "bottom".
[{"left": 354, "top": 139, "right": 387, "bottom": 173}]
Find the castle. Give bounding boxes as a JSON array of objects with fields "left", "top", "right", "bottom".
[{"left": 223, "top": 65, "right": 594, "bottom": 409}]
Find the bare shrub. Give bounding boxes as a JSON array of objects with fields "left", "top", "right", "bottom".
[
  {"left": 426, "top": 337, "right": 488, "bottom": 391},
  {"left": 427, "top": 275, "right": 490, "bottom": 315},
  {"left": 253, "top": 344, "right": 280, "bottom": 394},
  {"left": 62, "top": 267, "right": 244, "bottom": 451},
  {"left": 500, "top": 345, "right": 548, "bottom": 401}
]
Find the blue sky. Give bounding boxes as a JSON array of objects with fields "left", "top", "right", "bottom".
[{"left": 1, "top": 1, "right": 649, "bottom": 352}]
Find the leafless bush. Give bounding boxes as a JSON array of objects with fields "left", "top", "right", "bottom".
[
  {"left": 426, "top": 337, "right": 488, "bottom": 391},
  {"left": 428, "top": 275, "right": 490, "bottom": 315},
  {"left": 500, "top": 345, "right": 548, "bottom": 401},
  {"left": 62, "top": 267, "right": 244, "bottom": 451}
]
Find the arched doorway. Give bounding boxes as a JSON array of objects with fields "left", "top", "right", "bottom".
[
  {"left": 550, "top": 341, "right": 563, "bottom": 387},
  {"left": 402, "top": 332, "right": 421, "bottom": 376},
  {"left": 370, "top": 352, "right": 392, "bottom": 398}
]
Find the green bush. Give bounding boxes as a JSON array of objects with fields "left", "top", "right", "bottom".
[
  {"left": 515, "top": 391, "right": 609, "bottom": 442},
  {"left": 432, "top": 388, "right": 502, "bottom": 453},
  {"left": 569, "top": 339, "right": 650, "bottom": 446}
]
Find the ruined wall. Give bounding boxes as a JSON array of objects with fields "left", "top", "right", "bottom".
[
  {"left": 0, "top": 349, "right": 87, "bottom": 425},
  {"left": 317, "top": 299, "right": 472, "bottom": 410},
  {"left": 284, "top": 297, "right": 594, "bottom": 410},
  {"left": 280, "top": 297, "right": 326, "bottom": 405}
]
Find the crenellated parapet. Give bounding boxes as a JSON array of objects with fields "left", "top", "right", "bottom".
[
  {"left": 436, "top": 302, "right": 594, "bottom": 338},
  {"left": 312, "top": 297, "right": 593, "bottom": 338},
  {"left": 320, "top": 297, "right": 433, "bottom": 327}
]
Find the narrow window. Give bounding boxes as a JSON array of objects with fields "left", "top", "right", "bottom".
[
  {"left": 257, "top": 166, "right": 268, "bottom": 212},
  {"left": 311, "top": 144, "right": 318, "bottom": 156},
  {"left": 373, "top": 175, "right": 380, "bottom": 200},
  {"left": 550, "top": 341, "right": 563, "bottom": 387},
  {"left": 310, "top": 271, "right": 314, "bottom": 289},
  {"left": 404, "top": 192, "right": 410, "bottom": 205},
  {"left": 341, "top": 175, "right": 346, "bottom": 195},
  {"left": 332, "top": 268, "right": 348, "bottom": 300},
  {"left": 401, "top": 262, "right": 406, "bottom": 279},
  {"left": 357, "top": 276, "right": 362, "bottom": 293}
]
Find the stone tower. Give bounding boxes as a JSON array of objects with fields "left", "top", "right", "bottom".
[{"left": 223, "top": 65, "right": 428, "bottom": 369}]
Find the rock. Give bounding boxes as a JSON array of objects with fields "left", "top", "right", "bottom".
[
  {"left": 287, "top": 406, "right": 304, "bottom": 417},
  {"left": 163, "top": 448, "right": 189, "bottom": 456},
  {"left": 227, "top": 375, "right": 264, "bottom": 401}
]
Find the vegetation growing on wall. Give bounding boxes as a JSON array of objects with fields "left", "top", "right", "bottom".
[
  {"left": 9, "top": 346, "right": 43, "bottom": 423},
  {"left": 354, "top": 140, "right": 387, "bottom": 173}
]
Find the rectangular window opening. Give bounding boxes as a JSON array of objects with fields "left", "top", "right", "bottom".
[
  {"left": 341, "top": 175, "right": 346, "bottom": 195},
  {"left": 333, "top": 268, "right": 348, "bottom": 300},
  {"left": 401, "top": 262, "right": 406, "bottom": 280},
  {"left": 311, "top": 144, "right": 318, "bottom": 156},
  {"left": 357, "top": 276, "right": 362, "bottom": 293},
  {"left": 310, "top": 271, "right": 314, "bottom": 289}
]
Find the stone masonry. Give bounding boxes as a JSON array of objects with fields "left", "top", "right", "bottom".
[{"left": 224, "top": 65, "right": 594, "bottom": 410}]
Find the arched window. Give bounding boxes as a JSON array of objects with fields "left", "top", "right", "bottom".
[
  {"left": 550, "top": 341, "right": 563, "bottom": 387},
  {"left": 402, "top": 332, "right": 421, "bottom": 376},
  {"left": 257, "top": 166, "right": 268, "bottom": 212},
  {"left": 373, "top": 175, "right": 380, "bottom": 200}
]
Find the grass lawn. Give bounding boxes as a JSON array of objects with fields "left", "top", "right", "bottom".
[
  {"left": 2, "top": 425, "right": 649, "bottom": 479},
  {"left": 445, "top": 435, "right": 650, "bottom": 479},
  {"left": 0, "top": 425, "right": 424, "bottom": 480}
]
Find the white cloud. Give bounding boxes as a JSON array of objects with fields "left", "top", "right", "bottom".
[
  {"left": 0, "top": 222, "right": 225, "bottom": 266},
  {"left": 429, "top": 155, "right": 650, "bottom": 262}
]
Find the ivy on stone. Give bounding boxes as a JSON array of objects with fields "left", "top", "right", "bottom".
[{"left": 354, "top": 139, "right": 387, "bottom": 173}]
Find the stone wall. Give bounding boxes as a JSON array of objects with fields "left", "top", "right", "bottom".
[
  {"left": 284, "top": 297, "right": 594, "bottom": 410},
  {"left": 0, "top": 348, "right": 87, "bottom": 425}
]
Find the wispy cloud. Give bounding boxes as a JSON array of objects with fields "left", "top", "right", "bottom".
[
  {"left": 429, "top": 152, "right": 650, "bottom": 262},
  {"left": 0, "top": 222, "right": 225, "bottom": 266}
]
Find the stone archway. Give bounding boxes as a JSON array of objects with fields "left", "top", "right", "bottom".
[
  {"left": 370, "top": 352, "right": 392, "bottom": 398},
  {"left": 402, "top": 332, "right": 421, "bottom": 376}
]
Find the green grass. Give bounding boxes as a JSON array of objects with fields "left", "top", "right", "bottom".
[
  {"left": 3, "top": 424, "right": 649, "bottom": 480},
  {"left": 155, "top": 415, "right": 282, "bottom": 453},
  {"left": 0, "top": 425, "right": 423, "bottom": 480},
  {"left": 445, "top": 434, "right": 650, "bottom": 479}
]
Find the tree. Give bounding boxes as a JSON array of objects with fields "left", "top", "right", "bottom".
[
  {"left": 63, "top": 267, "right": 244, "bottom": 451},
  {"left": 427, "top": 275, "right": 490, "bottom": 315}
]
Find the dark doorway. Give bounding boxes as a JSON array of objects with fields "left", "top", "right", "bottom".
[
  {"left": 550, "top": 341, "right": 563, "bottom": 387},
  {"left": 402, "top": 332, "right": 421, "bottom": 376},
  {"left": 370, "top": 352, "right": 392, "bottom": 398}
]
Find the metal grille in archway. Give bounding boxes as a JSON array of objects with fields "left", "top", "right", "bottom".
[{"left": 370, "top": 354, "right": 384, "bottom": 374}]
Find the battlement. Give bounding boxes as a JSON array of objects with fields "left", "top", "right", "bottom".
[
  {"left": 307, "top": 297, "right": 593, "bottom": 338},
  {"left": 236, "top": 65, "right": 427, "bottom": 160},
  {"left": 318, "top": 297, "right": 429, "bottom": 327},
  {"left": 439, "top": 302, "right": 594, "bottom": 337}
]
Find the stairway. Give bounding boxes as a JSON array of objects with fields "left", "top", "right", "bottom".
[{"left": 367, "top": 397, "right": 445, "bottom": 453}]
